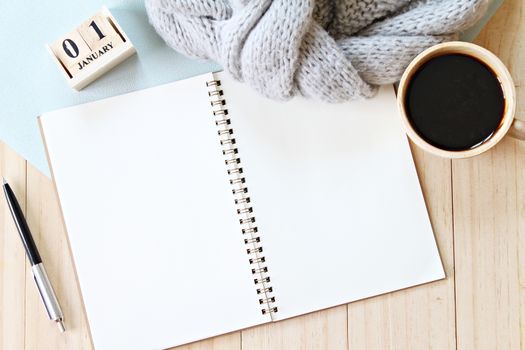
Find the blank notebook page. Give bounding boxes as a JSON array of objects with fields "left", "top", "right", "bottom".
[
  {"left": 39, "top": 74, "right": 268, "bottom": 350},
  {"left": 217, "top": 72, "right": 445, "bottom": 321}
]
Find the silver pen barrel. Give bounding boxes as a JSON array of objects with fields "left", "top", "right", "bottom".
[{"left": 32, "top": 263, "right": 66, "bottom": 332}]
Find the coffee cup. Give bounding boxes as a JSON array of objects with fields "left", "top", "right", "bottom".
[{"left": 397, "top": 41, "right": 524, "bottom": 159}]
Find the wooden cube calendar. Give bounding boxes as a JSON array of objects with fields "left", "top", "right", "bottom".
[{"left": 47, "top": 7, "right": 136, "bottom": 91}]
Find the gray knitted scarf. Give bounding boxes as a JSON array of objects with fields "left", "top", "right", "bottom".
[{"left": 146, "top": 0, "right": 488, "bottom": 102}]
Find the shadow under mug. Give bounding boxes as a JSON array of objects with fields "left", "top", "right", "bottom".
[{"left": 397, "top": 41, "right": 525, "bottom": 159}]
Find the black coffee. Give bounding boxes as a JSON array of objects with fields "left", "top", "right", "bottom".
[{"left": 405, "top": 54, "right": 505, "bottom": 151}]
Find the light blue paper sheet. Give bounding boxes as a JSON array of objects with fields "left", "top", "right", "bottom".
[{"left": 0, "top": 0, "right": 503, "bottom": 176}]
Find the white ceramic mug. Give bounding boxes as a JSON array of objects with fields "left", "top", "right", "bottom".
[{"left": 397, "top": 41, "right": 524, "bottom": 159}]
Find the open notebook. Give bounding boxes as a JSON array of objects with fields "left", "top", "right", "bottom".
[{"left": 39, "top": 72, "right": 444, "bottom": 350}]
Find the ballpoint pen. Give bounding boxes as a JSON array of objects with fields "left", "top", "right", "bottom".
[{"left": 2, "top": 177, "right": 65, "bottom": 332}]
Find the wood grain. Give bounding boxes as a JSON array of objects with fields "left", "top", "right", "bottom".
[
  {"left": 169, "top": 332, "right": 241, "bottom": 350},
  {"left": 1, "top": 1, "right": 524, "bottom": 348},
  {"left": 0, "top": 143, "right": 27, "bottom": 350},
  {"left": 23, "top": 163, "right": 92, "bottom": 350},
  {"left": 453, "top": 139, "right": 522, "bottom": 349},
  {"left": 242, "top": 306, "right": 347, "bottom": 350},
  {"left": 452, "top": 0, "right": 525, "bottom": 348}
]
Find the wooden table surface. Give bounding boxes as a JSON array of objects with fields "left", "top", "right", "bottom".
[{"left": 1, "top": 1, "right": 524, "bottom": 349}]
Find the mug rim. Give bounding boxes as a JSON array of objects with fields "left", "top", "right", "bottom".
[{"left": 397, "top": 41, "right": 516, "bottom": 159}]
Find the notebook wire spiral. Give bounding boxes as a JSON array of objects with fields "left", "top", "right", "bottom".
[{"left": 206, "top": 78, "right": 278, "bottom": 318}]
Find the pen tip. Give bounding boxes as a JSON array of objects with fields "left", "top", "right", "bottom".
[
  {"left": 57, "top": 320, "right": 66, "bottom": 333},
  {"left": 2, "top": 177, "right": 6, "bottom": 185}
]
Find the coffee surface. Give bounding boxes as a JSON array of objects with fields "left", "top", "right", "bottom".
[{"left": 406, "top": 54, "right": 505, "bottom": 151}]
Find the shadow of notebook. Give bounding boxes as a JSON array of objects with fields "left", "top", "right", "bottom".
[{"left": 39, "top": 71, "right": 444, "bottom": 350}]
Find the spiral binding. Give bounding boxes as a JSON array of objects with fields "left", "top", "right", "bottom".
[{"left": 206, "top": 78, "right": 278, "bottom": 318}]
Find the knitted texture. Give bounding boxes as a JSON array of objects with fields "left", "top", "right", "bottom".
[{"left": 146, "top": 0, "right": 488, "bottom": 102}]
